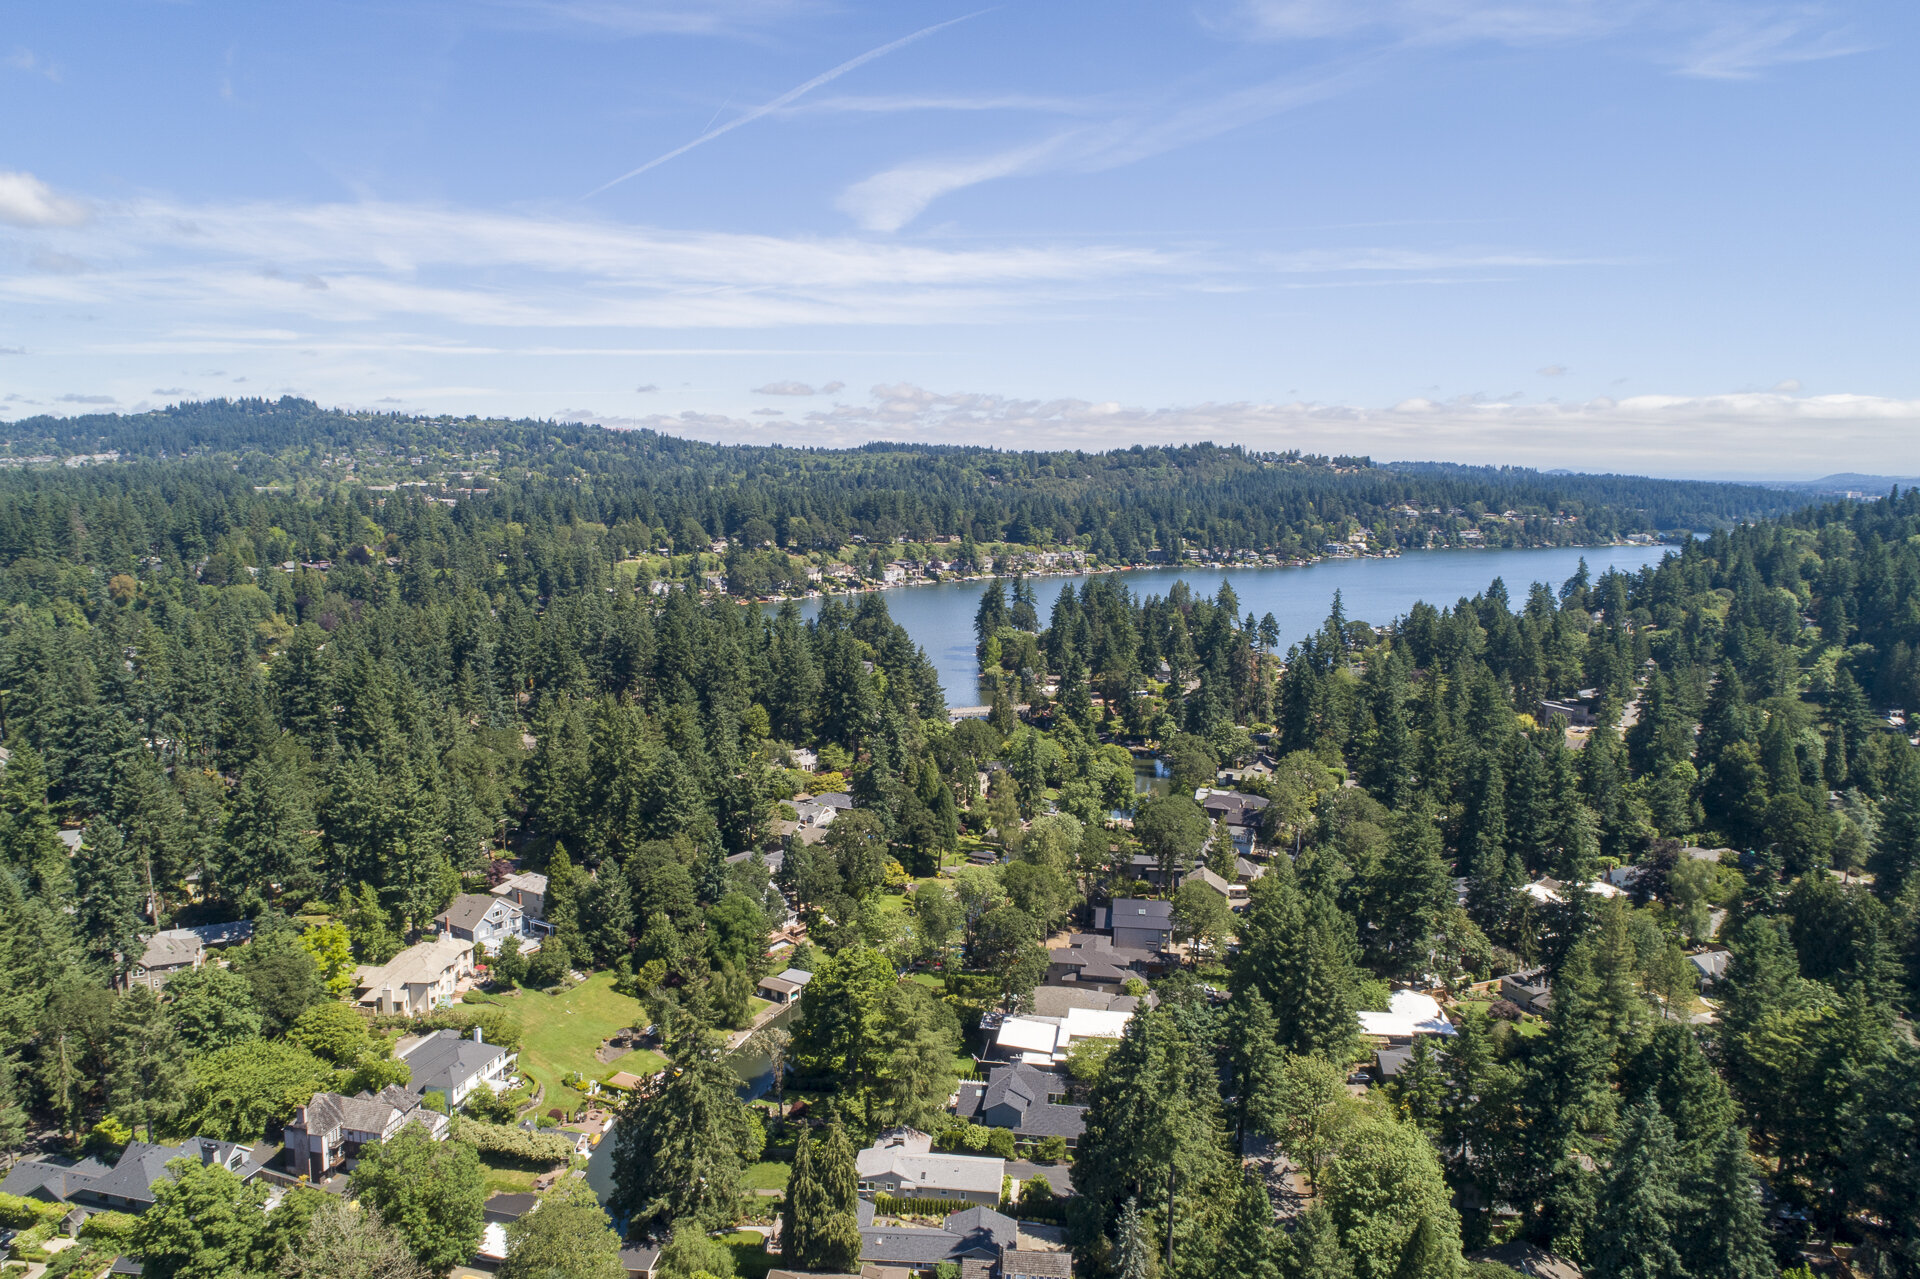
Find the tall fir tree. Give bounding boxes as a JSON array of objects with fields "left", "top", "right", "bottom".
[{"left": 1588, "top": 1099, "right": 1688, "bottom": 1279}]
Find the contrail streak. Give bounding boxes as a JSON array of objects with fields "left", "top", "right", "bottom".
[{"left": 584, "top": 10, "right": 989, "bottom": 199}]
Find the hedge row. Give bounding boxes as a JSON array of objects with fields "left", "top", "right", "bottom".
[
  {"left": 452, "top": 1115, "right": 576, "bottom": 1165},
  {"left": 872, "top": 1194, "right": 977, "bottom": 1219}
]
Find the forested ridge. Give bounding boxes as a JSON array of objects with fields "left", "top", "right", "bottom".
[{"left": 0, "top": 403, "right": 1913, "bottom": 1279}]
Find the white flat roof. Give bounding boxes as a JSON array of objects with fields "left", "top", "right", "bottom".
[
  {"left": 994, "top": 1017, "right": 1061, "bottom": 1056},
  {"left": 1357, "top": 989, "right": 1457, "bottom": 1039},
  {"left": 1061, "top": 1007, "right": 1131, "bottom": 1043}
]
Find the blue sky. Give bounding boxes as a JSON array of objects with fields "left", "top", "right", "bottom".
[{"left": 2, "top": 0, "right": 1916, "bottom": 476}]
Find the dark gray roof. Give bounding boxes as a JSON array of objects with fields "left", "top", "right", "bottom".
[
  {"left": 1027, "top": 987, "right": 1142, "bottom": 1018},
  {"left": 861, "top": 1206, "right": 1017, "bottom": 1267},
  {"left": 137, "top": 932, "right": 202, "bottom": 971},
  {"left": 484, "top": 1191, "right": 539, "bottom": 1222},
  {"left": 957, "top": 1066, "right": 1086, "bottom": 1140},
  {"left": 1105, "top": 899, "right": 1172, "bottom": 926},
  {"left": 162, "top": 920, "right": 254, "bottom": 947},
  {"left": 399, "top": 1028, "right": 509, "bottom": 1095},
  {"left": 436, "top": 893, "right": 504, "bottom": 934},
  {"left": 109, "top": 1259, "right": 144, "bottom": 1276},
  {"left": 1003, "top": 1252, "right": 1074, "bottom": 1278},
  {"left": 1, "top": 1138, "right": 259, "bottom": 1209},
  {"left": 945, "top": 1206, "right": 1018, "bottom": 1251}
]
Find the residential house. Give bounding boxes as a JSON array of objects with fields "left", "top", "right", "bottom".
[
  {"left": 620, "top": 1245, "right": 662, "bottom": 1278},
  {"left": 1357, "top": 990, "right": 1457, "bottom": 1043},
  {"left": 1, "top": 1138, "right": 264, "bottom": 1215},
  {"left": 855, "top": 1201, "right": 1070, "bottom": 1277},
  {"left": 353, "top": 937, "right": 473, "bottom": 1016},
  {"left": 954, "top": 1064, "right": 1088, "bottom": 1145},
  {"left": 1499, "top": 967, "right": 1552, "bottom": 1015},
  {"left": 492, "top": 871, "right": 550, "bottom": 926},
  {"left": 434, "top": 893, "right": 527, "bottom": 951},
  {"left": 1193, "top": 789, "right": 1269, "bottom": 856},
  {"left": 128, "top": 932, "right": 204, "bottom": 991},
  {"left": 1688, "top": 949, "right": 1731, "bottom": 986},
  {"left": 126, "top": 919, "right": 256, "bottom": 991},
  {"left": 1044, "top": 934, "right": 1160, "bottom": 992},
  {"left": 1177, "top": 865, "right": 1247, "bottom": 911},
  {"left": 478, "top": 1192, "right": 537, "bottom": 1267},
  {"left": 990, "top": 1007, "right": 1131, "bottom": 1067},
  {"left": 1027, "top": 987, "right": 1145, "bottom": 1019},
  {"left": 1537, "top": 698, "right": 1596, "bottom": 727},
  {"left": 283, "top": 1085, "right": 451, "bottom": 1180},
  {"left": 1093, "top": 899, "right": 1175, "bottom": 952},
  {"left": 855, "top": 1129, "right": 1004, "bottom": 1207},
  {"left": 398, "top": 1027, "right": 517, "bottom": 1109},
  {"left": 756, "top": 967, "right": 814, "bottom": 1005}
]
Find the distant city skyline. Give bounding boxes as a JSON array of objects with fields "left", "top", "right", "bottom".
[{"left": 2, "top": 0, "right": 1915, "bottom": 477}]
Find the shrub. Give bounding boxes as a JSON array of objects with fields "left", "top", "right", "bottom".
[
  {"left": 0, "top": 1194, "right": 67, "bottom": 1230},
  {"left": 410, "top": 1004, "right": 523, "bottom": 1052},
  {"left": 873, "top": 1195, "right": 971, "bottom": 1219},
  {"left": 985, "top": 1128, "right": 1016, "bottom": 1159},
  {"left": 451, "top": 1115, "right": 576, "bottom": 1165},
  {"left": 1487, "top": 999, "right": 1524, "bottom": 1022},
  {"left": 78, "top": 1211, "right": 138, "bottom": 1250},
  {"left": 1034, "top": 1135, "right": 1069, "bottom": 1163}
]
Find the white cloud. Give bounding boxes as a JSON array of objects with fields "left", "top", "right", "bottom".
[
  {"left": 1772, "top": 378, "right": 1802, "bottom": 393},
  {"left": 0, "top": 193, "right": 1186, "bottom": 335},
  {"left": 1538, "top": 364, "right": 1567, "bottom": 377},
  {"left": 56, "top": 393, "right": 116, "bottom": 404},
  {"left": 820, "top": 380, "right": 844, "bottom": 394},
  {"left": 838, "top": 134, "right": 1080, "bottom": 232},
  {"left": 753, "top": 380, "right": 821, "bottom": 395},
  {"left": 635, "top": 383, "right": 659, "bottom": 392},
  {"left": 570, "top": 384, "right": 1920, "bottom": 476},
  {"left": 6, "top": 48, "right": 62, "bottom": 82},
  {"left": 0, "top": 171, "right": 89, "bottom": 227},
  {"left": 784, "top": 93, "right": 1096, "bottom": 116},
  {"left": 480, "top": 0, "right": 816, "bottom": 38}
]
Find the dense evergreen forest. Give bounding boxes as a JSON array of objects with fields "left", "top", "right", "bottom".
[{"left": 0, "top": 402, "right": 1913, "bottom": 1279}]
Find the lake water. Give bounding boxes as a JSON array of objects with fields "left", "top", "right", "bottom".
[{"left": 782, "top": 544, "right": 1672, "bottom": 706}]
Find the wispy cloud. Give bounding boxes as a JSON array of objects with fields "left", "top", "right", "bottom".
[
  {"left": 574, "top": 383, "right": 1920, "bottom": 475},
  {"left": 1676, "top": 13, "right": 1867, "bottom": 78},
  {"left": 480, "top": 0, "right": 819, "bottom": 38},
  {"left": 6, "top": 47, "right": 62, "bottom": 82},
  {"left": 0, "top": 191, "right": 1200, "bottom": 338},
  {"left": 586, "top": 10, "right": 989, "bottom": 197},
  {"left": 753, "top": 379, "right": 843, "bottom": 395},
  {"left": 781, "top": 92, "right": 1095, "bottom": 116},
  {"left": 0, "top": 171, "right": 90, "bottom": 228}
]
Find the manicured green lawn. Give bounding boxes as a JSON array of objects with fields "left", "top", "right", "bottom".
[
  {"left": 466, "top": 973, "right": 659, "bottom": 1110},
  {"left": 720, "top": 1231, "right": 776, "bottom": 1279},
  {"left": 741, "top": 1160, "right": 792, "bottom": 1191},
  {"left": 478, "top": 1151, "right": 542, "bottom": 1196}
]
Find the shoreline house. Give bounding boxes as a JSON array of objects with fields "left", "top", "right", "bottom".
[
  {"left": 954, "top": 1064, "right": 1088, "bottom": 1146},
  {"left": 856, "top": 1201, "right": 1073, "bottom": 1277},
  {"left": 2, "top": 1137, "right": 264, "bottom": 1216},
  {"left": 1093, "top": 900, "right": 1175, "bottom": 953},
  {"left": 755, "top": 967, "right": 814, "bottom": 1006},
  {"left": 284, "top": 1084, "right": 451, "bottom": 1181},
  {"left": 398, "top": 1027, "right": 517, "bottom": 1110},
  {"left": 855, "top": 1129, "right": 1005, "bottom": 1207},
  {"left": 353, "top": 937, "right": 473, "bottom": 1016}
]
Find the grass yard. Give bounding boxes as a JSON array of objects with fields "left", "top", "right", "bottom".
[
  {"left": 478, "top": 1151, "right": 542, "bottom": 1196},
  {"left": 720, "top": 1231, "right": 776, "bottom": 1279},
  {"left": 466, "top": 972, "right": 663, "bottom": 1111},
  {"left": 741, "top": 1160, "right": 792, "bottom": 1191}
]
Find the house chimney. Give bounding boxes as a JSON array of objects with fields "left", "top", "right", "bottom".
[{"left": 472, "top": 1026, "right": 483, "bottom": 1043}]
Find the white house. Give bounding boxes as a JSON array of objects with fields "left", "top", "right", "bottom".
[
  {"left": 398, "top": 1027, "right": 518, "bottom": 1109},
  {"left": 435, "top": 893, "right": 528, "bottom": 951},
  {"left": 354, "top": 938, "right": 473, "bottom": 1016}
]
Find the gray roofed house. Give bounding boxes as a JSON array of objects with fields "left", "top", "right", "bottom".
[
  {"left": 1027, "top": 986, "right": 1144, "bottom": 1018},
  {"left": 856, "top": 1129, "right": 1005, "bottom": 1206},
  {"left": 492, "top": 871, "right": 550, "bottom": 923},
  {"left": 1003, "top": 1252, "right": 1075, "bottom": 1278},
  {"left": 1688, "top": 949, "right": 1732, "bottom": 985},
  {"left": 619, "top": 1244, "right": 661, "bottom": 1278},
  {"left": 1500, "top": 966, "right": 1552, "bottom": 1015},
  {"left": 756, "top": 967, "right": 814, "bottom": 1005},
  {"left": 1, "top": 1137, "right": 263, "bottom": 1214},
  {"left": 859, "top": 1204, "right": 1019, "bottom": 1269},
  {"left": 128, "top": 931, "right": 204, "bottom": 991},
  {"left": 1095, "top": 899, "right": 1175, "bottom": 952},
  {"left": 1045, "top": 933, "right": 1160, "bottom": 991},
  {"left": 283, "top": 1084, "right": 450, "bottom": 1180},
  {"left": 1177, "top": 865, "right": 1246, "bottom": 909},
  {"left": 434, "top": 893, "right": 527, "bottom": 951},
  {"left": 397, "top": 1027, "right": 517, "bottom": 1109},
  {"left": 953, "top": 1064, "right": 1087, "bottom": 1144}
]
